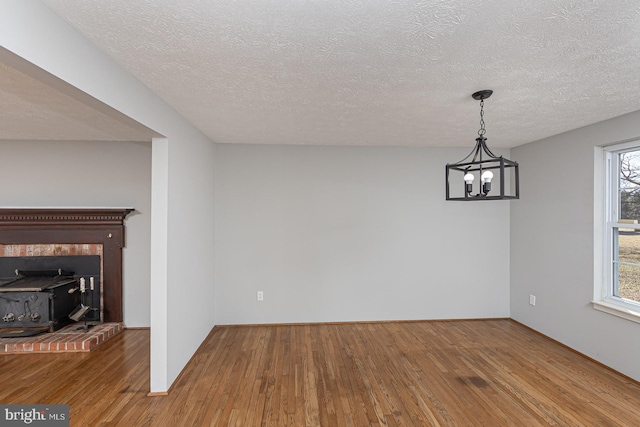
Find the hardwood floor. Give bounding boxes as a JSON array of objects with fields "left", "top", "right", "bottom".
[{"left": 1, "top": 320, "right": 639, "bottom": 426}]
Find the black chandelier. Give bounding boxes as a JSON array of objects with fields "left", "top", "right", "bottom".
[{"left": 445, "top": 90, "right": 519, "bottom": 201}]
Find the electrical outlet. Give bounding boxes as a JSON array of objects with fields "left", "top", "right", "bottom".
[
  {"left": 257, "top": 291, "right": 264, "bottom": 301},
  {"left": 529, "top": 294, "right": 536, "bottom": 306}
]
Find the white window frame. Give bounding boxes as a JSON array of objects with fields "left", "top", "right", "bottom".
[{"left": 594, "top": 141, "right": 640, "bottom": 323}]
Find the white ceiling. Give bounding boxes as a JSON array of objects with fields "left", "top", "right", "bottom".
[
  {"left": 0, "top": 61, "right": 157, "bottom": 141},
  {"left": 24, "top": 0, "right": 640, "bottom": 147}
]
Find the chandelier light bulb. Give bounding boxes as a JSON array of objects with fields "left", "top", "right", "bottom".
[
  {"left": 481, "top": 170, "right": 494, "bottom": 183},
  {"left": 463, "top": 172, "right": 474, "bottom": 195},
  {"left": 464, "top": 173, "right": 474, "bottom": 184}
]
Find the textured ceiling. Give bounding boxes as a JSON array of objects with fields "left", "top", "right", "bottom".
[
  {"left": 0, "top": 60, "right": 157, "bottom": 142},
  {"left": 39, "top": 0, "right": 640, "bottom": 148}
]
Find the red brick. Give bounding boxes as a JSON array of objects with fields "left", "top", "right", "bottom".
[{"left": 0, "top": 322, "right": 123, "bottom": 354}]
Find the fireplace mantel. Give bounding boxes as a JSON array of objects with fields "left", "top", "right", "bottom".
[{"left": 0, "top": 208, "right": 133, "bottom": 322}]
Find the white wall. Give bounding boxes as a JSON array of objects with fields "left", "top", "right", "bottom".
[
  {"left": 0, "top": 139, "right": 151, "bottom": 327},
  {"left": 0, "top": 1, "right": 217, "bottom": 392},
  {"left": 511, "top": 110, "right": 640, "bottom": 382},
  {"left": 215, "top": 144, "right": 511, "bottom": 324}
]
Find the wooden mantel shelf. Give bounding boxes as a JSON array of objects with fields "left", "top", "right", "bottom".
[
  {"left": 0, "top": 208, "right": 133, "bottom": 226},
  {"left": 0, "top": 208, "right": 134, "bottom": 322}
]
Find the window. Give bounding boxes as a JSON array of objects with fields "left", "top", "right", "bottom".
[{"left": 597, "top": 141, "right": 640, "bottom": 322}]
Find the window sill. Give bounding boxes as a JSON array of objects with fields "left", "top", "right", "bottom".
[{"left": 592, "top": 299, "right": 640, "bottom": 324}]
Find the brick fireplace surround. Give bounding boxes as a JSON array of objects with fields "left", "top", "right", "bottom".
[{"left": 0, "top": 208, "right": 132, "bottom": 353}]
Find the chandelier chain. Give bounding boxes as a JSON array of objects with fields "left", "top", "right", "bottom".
[{"left": 478, "top": 98, "right": 486, "bottom": 137}]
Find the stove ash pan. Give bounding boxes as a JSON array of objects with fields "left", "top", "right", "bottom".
[{"left": 0, "top": 256, "right": 101, "bottom": 333}]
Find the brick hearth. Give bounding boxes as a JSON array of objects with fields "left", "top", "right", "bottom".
[{"left": 0, "top": 323, "right": 123, "bottom": 354}]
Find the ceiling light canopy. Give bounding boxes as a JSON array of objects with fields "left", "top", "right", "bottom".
[{"left": 445, "top": 90, "right": 520, "bottom": 201}]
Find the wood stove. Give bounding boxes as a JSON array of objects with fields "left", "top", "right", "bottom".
[{"left": 0, "top": 256, "right": 100, "bottom": 336}]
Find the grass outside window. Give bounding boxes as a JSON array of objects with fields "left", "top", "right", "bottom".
[{"left": 617, "top": 232, "right": 640, "bottom": 303}]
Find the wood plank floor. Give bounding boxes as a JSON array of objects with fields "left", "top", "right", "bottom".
[{"left": 1, "top": 320, "right": 640, "bottom": 426}]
